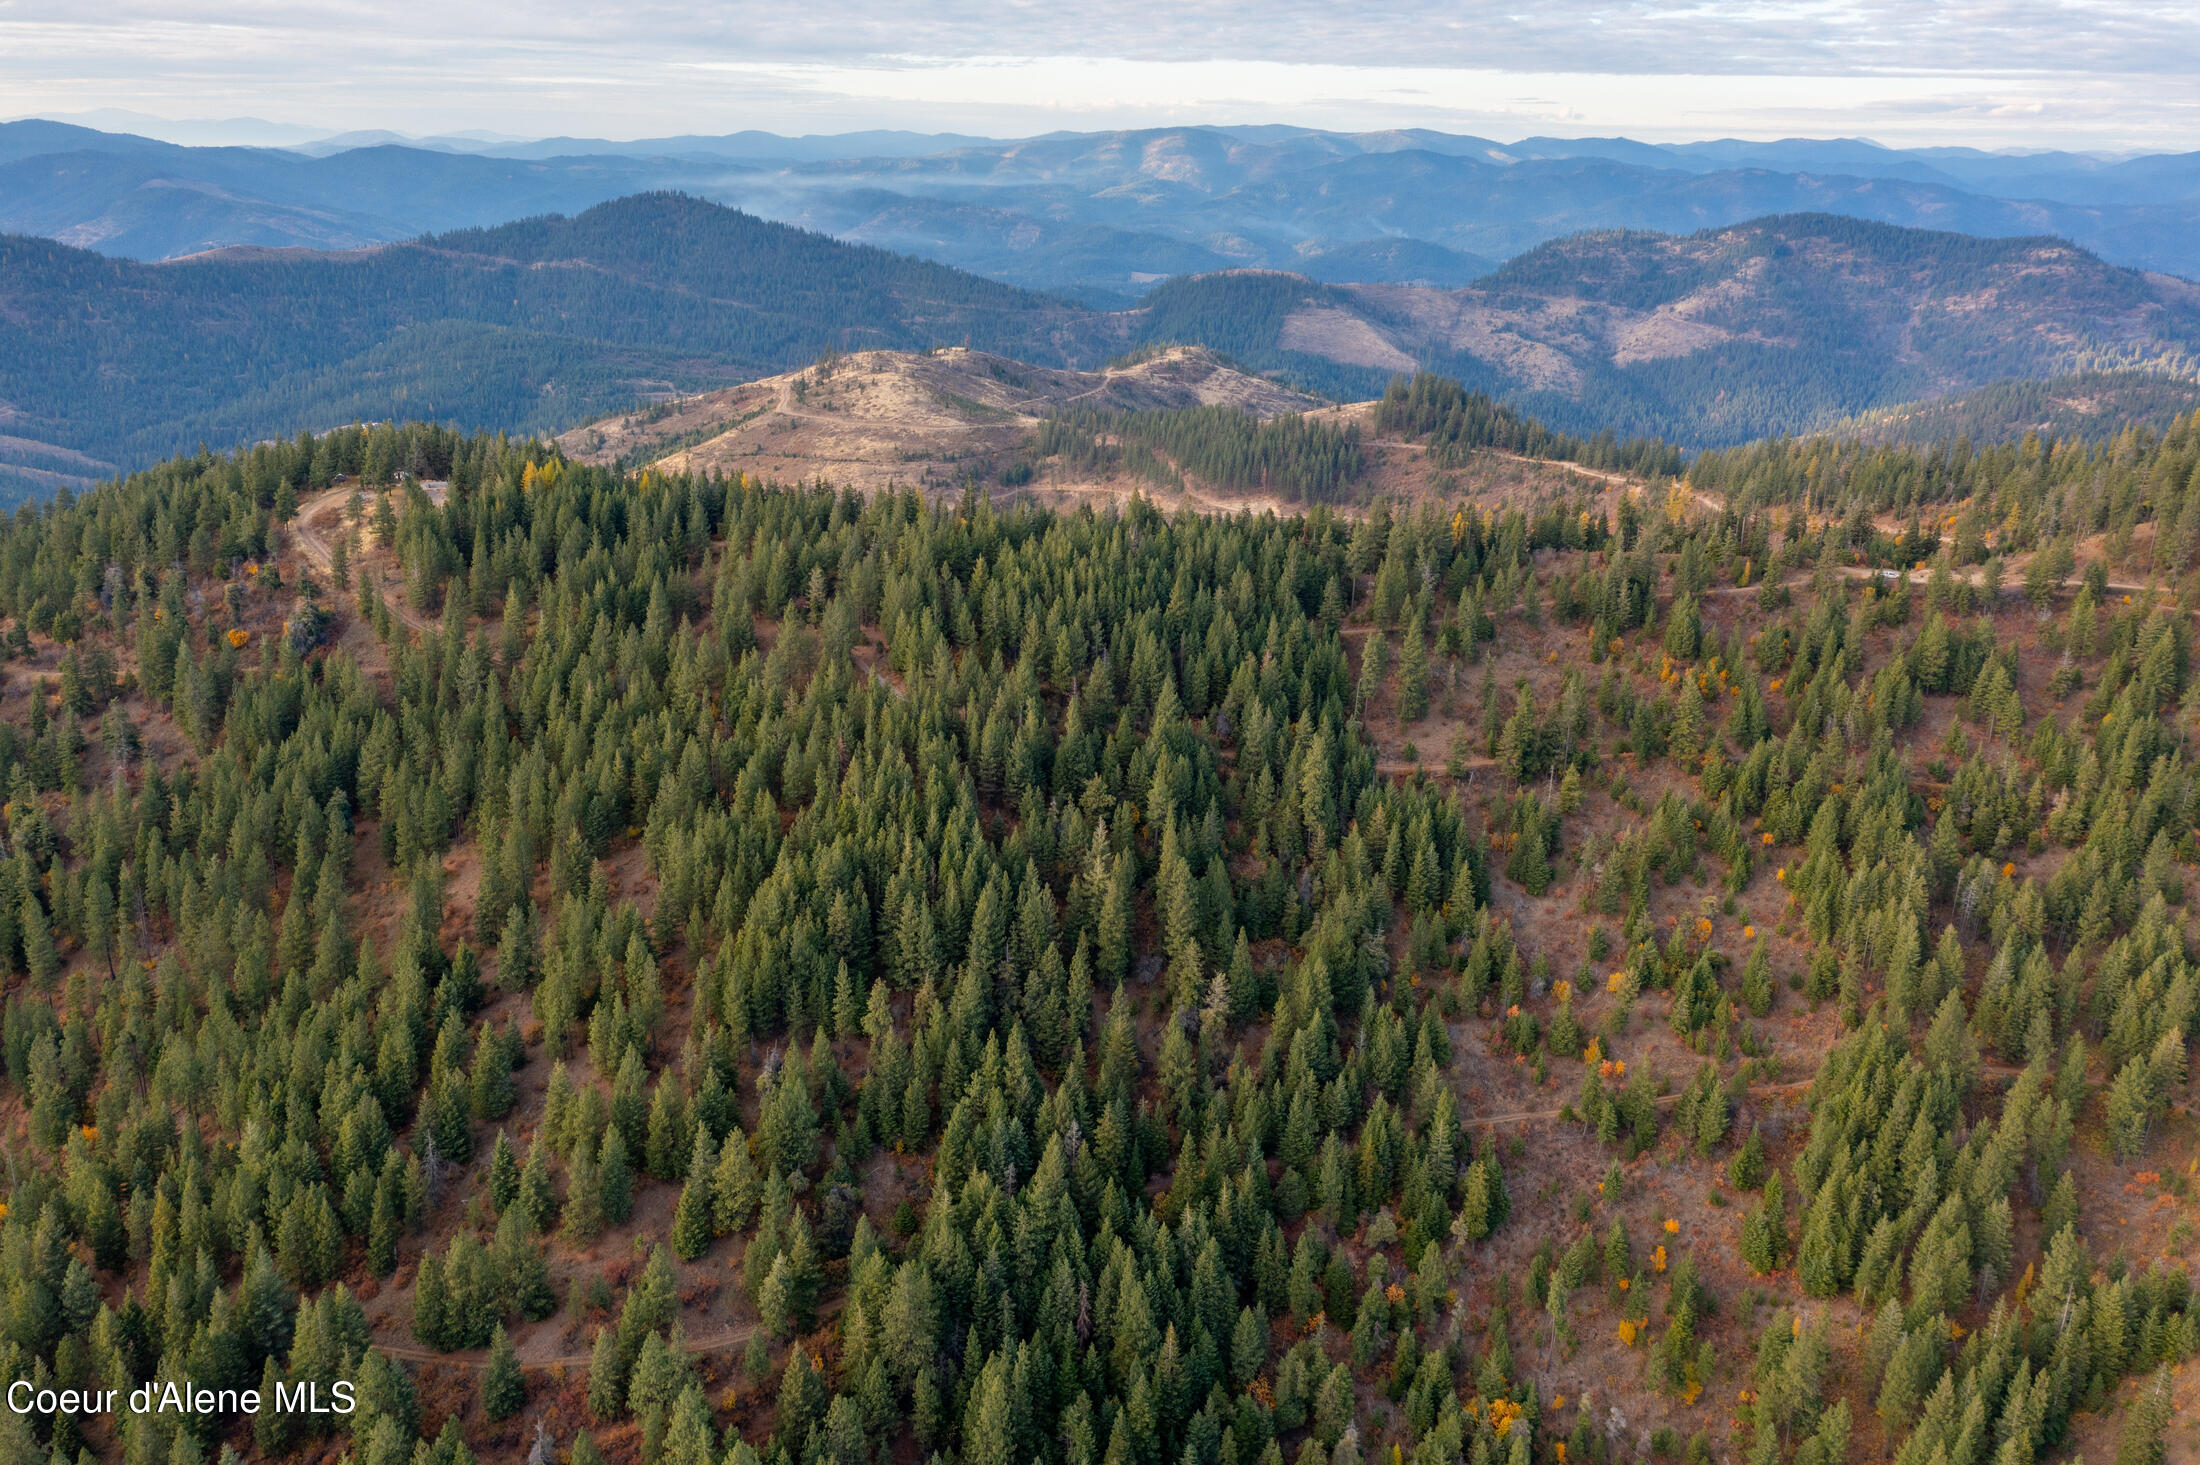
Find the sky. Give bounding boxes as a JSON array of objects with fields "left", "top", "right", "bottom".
[{"left": 7, "top": 1, "right": 2200, "bottom": 152}]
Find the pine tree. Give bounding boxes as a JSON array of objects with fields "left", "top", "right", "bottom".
[
  {"left": 1969, "top": 660, "right": 2020, "bottom": 740},
  {"left": 1728, "top": 1125, "right": 1767, "bottom": 1190},
  {"left": 2106, "top": 1055, "right": 2155, "bottom": 1159},
  {"left": 1496, "top": 685, "right": 1535, "bottom": 781},
  {"left": 18, "top": 895, "right": 56, "bottom": 987},
  {"left": 2115, "top": 1366, "right": 2173, "bottom": 1465},
  {"left": 1739, "top": 1176, "right": 1787, "bottom": 1274},
  {"left": 516, "top": 1138, "right": 556, "bottom": 1234},
  {"left": 2042, "top": 1169, "right": 2080, "bottom": 1238},
  {"left": 586, "top": 1326, "right": 623, "bottom": 1421},
  {"left": 1739, "top": 938, "right": 1774, "bottom": 1016},
  {"left": 426, "top": 1061, "right": 473, "bottom": 1165},
  {"left": 254, "top": 1354, "right": 292, "bottom": 1458},
  {"left": 964, "top": 1354, "right": 1015, "bottom": 1465},
  {"left": 776, "top": 1349, "right": 827, "bottom": 1450},
  {"left": 1670, "top": 676, "right": 1706, "bottom": 765},
  {"left": 562, "top": 1142, "right": 606, "bottom": 1242},
  {"left": 496, "top": 901, "right": 536, "bottom": 989},
  {"left": 1397, "top": 617, "right": 1429, "bottom": 723},
  {"left": 412, "top": 1252, "right": 449, "bottom": 1350},
  {"left": 486, "top": 1130, "right": 520, "bottom": 1214},
  {"left": 1231, "top": 1304, "right": 1268, "bottom": 1393},
  {"left": 1688, "top": 1069, "right": 1729, "bottom": 1155},
  {"left": 1670, "top": 955, "right": 1720, "bottom": 1035},
  {"left": 1663, "top": 595, "right": 1701, "bottom": 659},
  {"left": 758, "top": 1252, "right": 797, "bottom": 1339},
  {"left": 481, "top": 1324, "right": 526, "bottom": 1421},
  {"left": 759, "top": 1057, "right": 820, "bottom": 1177},
  {"left": 645, "top": 1074, "right": 693, "bottom": 1181},
  {"left": 599, "top": 1125, "right": 635, "bottom": 1225},
  {"left": 672, "top": 1132, "right": 717, "bottom": 1262},
  {"left": 1548, "top": 994, "right": 1581, "bottom": 1058},
  {"left": 1356, "top": 632, "right": 1388, "bottom": 713},
  {"left": 1796, "top": 1186, "right": 1843, "bottom": 1298}
]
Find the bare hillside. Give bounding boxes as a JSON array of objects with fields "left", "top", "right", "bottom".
[
  {"left": 562, "top": 346, "right": 1625, "bottom": 516},
  {"left": 560, "top": 345, "right": 1321, "bottom": 493}
]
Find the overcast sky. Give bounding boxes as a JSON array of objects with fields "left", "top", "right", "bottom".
[{"left": 8, "top": 1, "right": 2200, "bottom": 151}]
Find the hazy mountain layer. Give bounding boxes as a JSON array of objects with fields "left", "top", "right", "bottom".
[{"left": 6, "top": 120, "right": 2199, "bottom": 295}]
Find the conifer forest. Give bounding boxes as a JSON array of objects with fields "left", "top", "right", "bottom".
[{"left": 0, "top": 399, "right": 2194, "bottom": 1465}]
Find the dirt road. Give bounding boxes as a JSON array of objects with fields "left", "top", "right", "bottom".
[
  {"left": 289, "top": 482, "right": 445, "bottom": 637},
  {"left": 1491, "top": 451, "right": 1644, "bottom": 496}
]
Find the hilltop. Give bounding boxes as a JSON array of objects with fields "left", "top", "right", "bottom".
[
  {"left": 563, "top": 346, "right": 1317, "bottom": 481},
  {"left": 560, "top": 347, "right": 1638, "bottom": 513}
]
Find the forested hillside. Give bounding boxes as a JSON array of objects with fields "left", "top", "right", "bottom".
[
  {"left": 1126, "top": 275, "right": 1403, "bottom": 404},
  {"left": 11, "top": 200, "right": 2200, "bottom": 509},
  {"left": 0, "top": 194, "right": 1112, "bottom": 484},
  {"left": 1139, "top": 216, "right": 2200, "bottom": 447},
  {"left": 1828, "top": 371, "right": 2200, "bottom": 448},
  {"left": 1371, "top": 376, "right": 1683, "bottom": 479},
  {"left": 0, "top": 406, "right": 2195, "bottom": 1465}
]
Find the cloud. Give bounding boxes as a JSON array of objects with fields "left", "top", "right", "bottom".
[{"left": 5, "top": 2, "right": 2198, "bottom": 148}]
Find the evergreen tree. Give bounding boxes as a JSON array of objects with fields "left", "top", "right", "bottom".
[
  {"left": 412, "top": 1252, "right": 449, "bottom": 1351},
  {"left": 1739, "top": 1175, "right": 1788, "bottom": 1274},
  {"left": 599, "top": 1125, "right": 635, "bottom": 1226},
  {"left": 1738, "top": 938, "right": 1774, "bottom": 1016},
  {"left": 586, "top": 1327, "right": 623, "bottom": 1421},
  {"left": 485, "top": 1130, "right": 519, "bottom": 1214},
  {"left": 1397, "top": 617, "right": 1429, "bottom": 723},
  {"left": 481, "top": 1324, "right": 525, "bottom": 1421},
  {"left": 672, "top": 1132, "right": 718, "bottom": 1262},
  {"left": 2115, "top": 1367, "right": 2173, "bottom": 1465}
]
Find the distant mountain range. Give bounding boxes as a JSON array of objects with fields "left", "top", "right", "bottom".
[
  {"left": 6, "top": 119, "right": 2200, "bottom": 296},
  {"left": 4, "top": 197, "right": 2198, "bottom": 503}
]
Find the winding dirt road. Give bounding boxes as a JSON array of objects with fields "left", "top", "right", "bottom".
[{"left": 289, "top": 482, "right": 444, "bottom": 637}]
